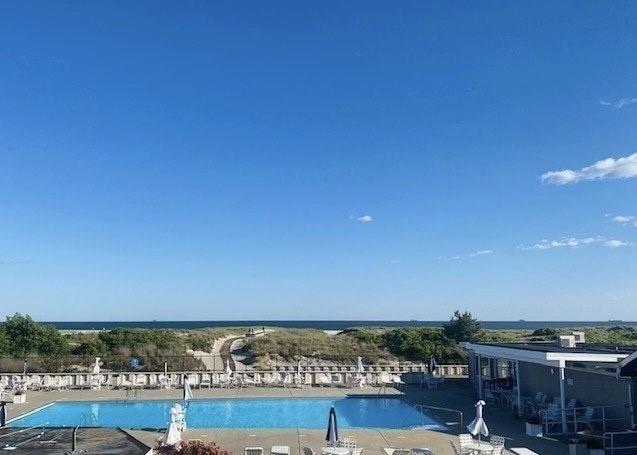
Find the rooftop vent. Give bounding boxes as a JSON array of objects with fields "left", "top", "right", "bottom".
[
  {"left": 572, "top": 331, "right": 585, "bottom": 343},
  {"left": 559, "top": 335, "right": 577, "bottom": 348}
]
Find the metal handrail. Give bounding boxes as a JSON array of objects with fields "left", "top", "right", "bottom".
[
  {"left": 604, "top": 430, "right": 637, "bottom": 455},
  {"left": 539, "top": 405, "right": 630, "bottom": 436},
  {"left": 414, "top": 404, "right": 463, "bottom": 432}
]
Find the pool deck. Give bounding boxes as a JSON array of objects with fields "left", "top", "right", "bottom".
[{"left": 4, "top": 381, "right": 568, "bottom": 454}]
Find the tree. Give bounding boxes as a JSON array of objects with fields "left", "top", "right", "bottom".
[
  {"left": 4, "top": 313, "right": 41, "bottom": 357},
  {"left": 2, "top": 313, "right": 69, "bottom": 358},
  {"left": 443, "top": 310, "right": 481, "bottom": 342}
]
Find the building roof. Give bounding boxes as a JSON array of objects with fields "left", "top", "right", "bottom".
[
  {"left": 474, "top": 342, "right": 637, "bottom": 355},
  {"left": 461, "top": 341, "right": 634, "bottom": 367}
]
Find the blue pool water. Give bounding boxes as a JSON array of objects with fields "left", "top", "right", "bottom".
[{"left": 9, "top": 397, "right": 445, "bottom": 430}]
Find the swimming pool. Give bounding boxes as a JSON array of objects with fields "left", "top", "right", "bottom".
[{"left": 9, "top": 397, "right": 445, "bottom": 430}]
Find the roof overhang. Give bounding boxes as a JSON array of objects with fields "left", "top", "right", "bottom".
[
  {"left": 461, "top": 342, "right": 629, "bottom": 368},
  {"left": 618, "top": 350, "right": 637, "bottom": 377}
]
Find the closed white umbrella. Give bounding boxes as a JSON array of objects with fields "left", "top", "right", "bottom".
[
  {"left": 225, "top": 359, "right": 233, "bottom": 377},
  {"left": 163, "top": 403, "right": 185, "bottom": 446},
  {"left": 163, "top": 421, "right": 181, "bottom": 446},
  {"left": 325, "top": 406, "right": 339, "bottom": 446},
  {"left": 356, "top": 356, "right": 365, "bottom": 387},
  {"left": 467, "top": 400, "right": 489, "bottom": 441},
  {"left": 183, "top": 376, "right": 193, "bottom": 401},
  {"left": 92, "top": 357, "right": 101, "bottom": 375}
]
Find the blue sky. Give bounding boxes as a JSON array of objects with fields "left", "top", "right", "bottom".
[{"left": 1, "top": 1, "right": 636, "bottom": 321}]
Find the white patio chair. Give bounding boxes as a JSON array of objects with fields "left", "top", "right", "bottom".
[
  {"left": 338, "top": 437, "right": 356, "bottom": 448},
  {"left": 458, "top": 434, "right": 474, "bottom": 455},
  {"left": 490, "top": 435, "right": 505, "bottom": 447},
  {"left": 117, "top": 375, "right": 133, "bottom": 389}
]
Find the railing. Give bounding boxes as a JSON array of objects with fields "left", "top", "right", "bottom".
[
  {"left": 415, "top": 404, "right": 463, "bottom": 434},
  {"left": 604, "top": 430, "right": 637, "bottom": 454},
  {"left": 539, "top": 406, "right": 632, "bottom": 436}
]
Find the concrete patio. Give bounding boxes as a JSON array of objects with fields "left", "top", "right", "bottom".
[{"left": 3, "top": 380, "right": 567, "bottom": 454}]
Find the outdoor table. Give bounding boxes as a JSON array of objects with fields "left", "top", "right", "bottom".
[
  {"left": 465, "top": 440, "right": 494, "bottom": 454},
  {"left": 271, "top": 446, "right": 290, "bottom": 455},
  {"left": 321, "top": 447, "right": 351, "bottom": 455}
]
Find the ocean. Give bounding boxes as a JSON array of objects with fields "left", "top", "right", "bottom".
[{"left": 44, "top": 320, "right": 637, "bottom": 330}]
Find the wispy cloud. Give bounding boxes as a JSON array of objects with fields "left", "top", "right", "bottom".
[
  {"left": 541, "top": 153, "right": 637, "bottom": 185},
  {"left": 605, "top": 239, "right": 632, "bottom": 248},
  {"left": 469, "top": 249, "right": 494, "bottom": 257},
  {"left": 610, "top": 214, "right": 637, "bottom": 227},
  {"left": 355, "top": 214, "right": 373, "bottom": 223},
  {"left": 521, "top": 236, "right": 631, "bottom": 250},
  {"left": 600, "top": 98, "right": 637, "bottom": 109},
  {"left": 448, "top": 249, "right": 494, "bottom": 260}
]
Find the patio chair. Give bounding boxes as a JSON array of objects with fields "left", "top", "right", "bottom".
[
  {"left": 270, "top": 446, "right": 290, "bottom": 455},
  {"left": 490, "top": 446, "right": 504, "bottom": 455},
  {"left": 489, "top": 435, "right": 505, "bottom": 447},
  {"left": 458, "top": 434, "right": 474, "bottom": 455},
  {"left": 338, "top": 437, "right": 356, "bottom": 448},
  {"left": 302, "top": 448, "right": 315, "bottom": 455},
  {"left": 245, "top": 448, "right": 264, "bottom": 455},
  {"left": 389, "top": 449, "right": 410, "bottom": 455},
  {"left": 116, "top": 375, "right": 133, "bottom": 389},
  {"left": 200, "top": 373, "right": 211, "bottom": 389},
  {"left": 158, "top": 374, "right": 171, "bottom": 389}
]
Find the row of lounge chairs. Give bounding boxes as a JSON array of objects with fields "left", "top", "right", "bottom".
[{"left": 1, "top": 371, "right": 409, "bottom": 391}]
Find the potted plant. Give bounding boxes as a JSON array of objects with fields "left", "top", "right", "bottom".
[
  {"left": 525, "top": 414, "right": 543, "bottom": 437},
  {"left": 12, "top": 388, "right": 26, "bottom": 404}
]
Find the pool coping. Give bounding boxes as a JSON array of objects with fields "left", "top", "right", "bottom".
[{"left": 6, "top": 395, "right": 448, "bottom": 432}]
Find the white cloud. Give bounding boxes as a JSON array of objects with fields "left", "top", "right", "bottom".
[
  {"left": 448, "top": 249, "right": 494, "bottom": 260},
  {"left": 612, "top": 215, "right": 635, "bottom": 223},
  {"left": 522, "top": 236, "right": 632, "bottom": 250},
  {"left": 469, "top": 249, "right": 494, "bottom": 257},
  {"left": 600, "top": 98, "right": 637, "bottom": 109},
  {"left": 605, "top": 239, "right": 632, "bottom": 248},
  {"left": 521, "top": 236, "right": 603, "bottom": 250},
  {"left": 611, "top": 215, "right": 637, "bottom": 227},
  {"left": 541, "top": 153, "right": 637, "bottom": 185},
  {"left": 356, "top": 214, "right": 373, "bottom": 223}
]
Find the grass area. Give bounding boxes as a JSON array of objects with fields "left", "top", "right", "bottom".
[{"left": 243, "top": 329, "right": 394, "bottom": 368}]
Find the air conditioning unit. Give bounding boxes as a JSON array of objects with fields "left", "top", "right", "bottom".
[
  {"left": 559, "top": 335, "right": 576, "bottom": 348},
  {"left": 572, "top": 331, "right": 585, "bottom": 343}
]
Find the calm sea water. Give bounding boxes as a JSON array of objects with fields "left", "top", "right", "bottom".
[
  {"left": 47, "top": 320, "right": 637, "bottom": 330},
  {"left": 9, "top": 397, "right": 444, "bottom": 430}
]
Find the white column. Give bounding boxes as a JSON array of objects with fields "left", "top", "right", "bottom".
[
  {"left": 477, "top": 354, "right": 483, "bottom": 399},
  {"left": 559, "top": 361, "right": 567, "bottom": 433},
  {"left": 516, "top": 360, "right": 522, "bottom": 417}
]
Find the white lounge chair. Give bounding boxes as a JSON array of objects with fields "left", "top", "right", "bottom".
[
  {"left": 245, "top": 447, "right": 263, "bottom": 455},
  {"left": 271, "top": 446, "right": 290, "bottom": 455},
  {"left": 116, "top": 375, "right": 133, "bottom": 389},
  {"left": 200, "top": 373, "right": 211, "bottom": 389}
]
